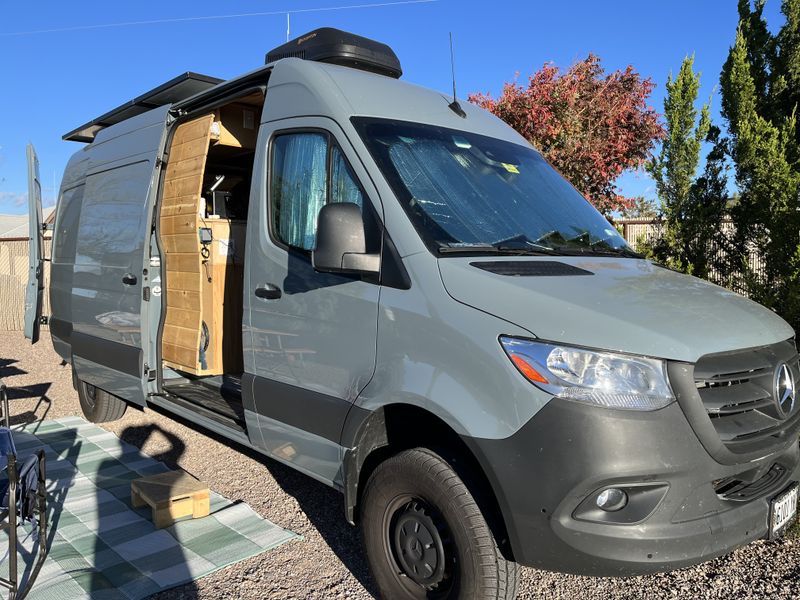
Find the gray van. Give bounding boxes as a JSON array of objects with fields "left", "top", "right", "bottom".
[{"left": 24, "top": 28, "right": 800, "bottom": 599}]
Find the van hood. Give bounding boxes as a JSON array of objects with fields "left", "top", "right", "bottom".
[{"left": 438, "top": 257, "right": 794, "bottom": 363}]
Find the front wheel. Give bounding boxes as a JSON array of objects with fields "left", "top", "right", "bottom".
[
  {"left": 76, "top": 379, "right": 127, "bottom": 423},
  {"left": 361, "top": 448, "right": 518, "bottom": 599}
]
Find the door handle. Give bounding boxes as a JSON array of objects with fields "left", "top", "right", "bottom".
[
  {"left": 255, "top": 283, "right": 282, "bottom": 300},
  {"left": 122, "top": 273, "right": 138, "bottom": 286}
]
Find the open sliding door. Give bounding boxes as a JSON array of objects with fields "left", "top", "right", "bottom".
[{"left": 70, "top": 106, "right": 171, "bottom": 406}]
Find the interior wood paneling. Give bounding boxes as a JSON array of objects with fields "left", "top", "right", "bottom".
[{"left": 160, "top": 113, "right": 214, "bottom": 373}]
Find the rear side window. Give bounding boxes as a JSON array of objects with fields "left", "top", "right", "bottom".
[
  {"left": 76, "top": 162, "right": 152, "bottom": 267},
  {"left": 270, "top": 132, "right": 364, "bottom": 251},
  {"left": 53, "top": 184, "right": 84, "bottom": 263}
]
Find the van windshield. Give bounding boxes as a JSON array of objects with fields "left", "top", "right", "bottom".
[{"left": 352, "top": 117, "right": 636, "bottom": 257}]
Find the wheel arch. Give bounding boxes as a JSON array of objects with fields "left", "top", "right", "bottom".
[{"left": 341, "top": 402, "right": 516, "bottom": 561}]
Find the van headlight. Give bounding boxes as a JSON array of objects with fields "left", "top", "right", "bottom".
[{"left": 499, "top": 336, "right": 674, "bottom": 411}]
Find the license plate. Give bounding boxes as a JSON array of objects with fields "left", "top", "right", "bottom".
[{"left": 769, "top": 483, "right": 799, "bottom": 539}]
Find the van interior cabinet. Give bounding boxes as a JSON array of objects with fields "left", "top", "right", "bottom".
[
  {"left": 210, "top": 104, "right": 259, "bottom": 150},
  {"left": 198, "top": 218, "right": 246, "bottom": 374}
]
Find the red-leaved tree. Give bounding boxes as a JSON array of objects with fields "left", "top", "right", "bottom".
[{"left": 469, "top": 55, "right": 664, "bottom": 214}]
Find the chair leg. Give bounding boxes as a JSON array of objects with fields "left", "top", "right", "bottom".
[
  {"left": 7, "top": 454, "right": 18, "bottom": 600},
  {"left": 37, "top": 450, "right": 47, "bottom": 556}
]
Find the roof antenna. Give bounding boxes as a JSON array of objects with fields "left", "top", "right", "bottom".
[
  {"left": 448, "top": 32, "right": 467, "bottom": 118},
  {"left": 286, "top": 13, "right": 291, "bottom": 42}
]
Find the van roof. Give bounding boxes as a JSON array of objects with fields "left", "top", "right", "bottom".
[
  {"left": 63, "top": 72, "right": 222, "bottom": 142},
  {"left": 64, "top": 56, "right": 526, "bottom": 150},
  {"left": 263, "top": 58, "right": 528, "bottom": 147}
]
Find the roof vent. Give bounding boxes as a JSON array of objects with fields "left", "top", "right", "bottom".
[{"left": 266, "top": 28, "right": 402, "bottom": 79}]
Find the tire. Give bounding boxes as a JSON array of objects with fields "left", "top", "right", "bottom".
[
  {"left": 76, "top": 379, "right": 128, "bottom": 423},
  {"left": 361, "top": 448, "right": 519, "bottom": 600}
]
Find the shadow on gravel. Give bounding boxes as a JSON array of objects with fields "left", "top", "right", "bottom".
[
  {"left": 0, "top": 357, "right": 54, "bottom": 432},
  {"left": 8, "top": 394, "right": 52, "bottom": 432},
  {"left": 261, "top": 459, "right": 377, "bottom": 596},
  {"left": 0, "top": 358, "right": 27, "bottom": 379},
  {"left": 145, "top": 404, "right": 379, "bottom": 598},
  {"left": 119, "top": 423, "right": 188, "bottom": 471}
]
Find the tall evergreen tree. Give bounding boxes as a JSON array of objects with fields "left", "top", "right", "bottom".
[
  {"left": 726, "top": 0, "right": 777, "bottom": 116},
  {"left": 720, "top": 5, "right": 800, "bottom": 330},
  {"left": 773, "top": 0, "right": 800, "bottom": 145},
  {"left": 646, "top": 56, "right": 725, "bottom": 278}
]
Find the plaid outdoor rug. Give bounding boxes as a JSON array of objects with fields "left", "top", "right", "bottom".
[{"left": 0, "top": 416, "right": 298, "bottom": 599}]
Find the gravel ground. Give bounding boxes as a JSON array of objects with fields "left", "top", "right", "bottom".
[{"left": 1, "top": 330, "right": 799, "bottom": 599}]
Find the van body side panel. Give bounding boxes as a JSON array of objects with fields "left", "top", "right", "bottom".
[
  {"left": 69, "top": 106, "right": 170, "bottom": 405},
  {"left": 241, "top": 113, "right": 381, "bottom": 486},
  {"left": 50, "top": 150, "right": 91, "bottom": 361},
  {"left": 354, "top": 251, "right": 543, "bottom": 440}
]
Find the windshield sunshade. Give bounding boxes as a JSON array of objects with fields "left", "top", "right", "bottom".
[{"left": 352, "top": 118, "right": 634, "bottom": 257}]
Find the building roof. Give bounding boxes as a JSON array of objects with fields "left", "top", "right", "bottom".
[{"left": 0, "top": 207, "right": 55, "bottom": 239}]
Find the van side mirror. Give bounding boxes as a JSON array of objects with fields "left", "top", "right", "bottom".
[{"left": 312, "top": 203, "right": 380, "bottom": 275}]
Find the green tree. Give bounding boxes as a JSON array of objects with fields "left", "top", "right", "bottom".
[
  {"left": 619, "top": 196, "right": 658, "bottom": 220},
  {"left": 773, "top": 0, "right": 800, "bottom": 146},
  {"left": 723, "top": 0, "right": 776, "bottom": 117},
  {"left": 720, "top": 4, "right": 800, "bottom": 331},
  {"left": 646, "top": 55, "right": 725, "bottom": 278}
]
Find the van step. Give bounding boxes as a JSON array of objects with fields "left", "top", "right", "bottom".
[
  {"left": 197, "top": 374, "right": 243, "bottom": 400},
  {"left": 162, "top": 380, "right": 245, "bottom": 425}
]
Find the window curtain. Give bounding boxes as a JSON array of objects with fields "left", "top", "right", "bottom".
[
  {"left": 272, "top": 133, "right": 328, "bottom": 250},
  {"left": 331, "top": 147, "right": 364, "bottom": 207}
]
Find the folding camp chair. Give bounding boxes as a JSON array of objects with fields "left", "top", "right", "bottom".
[{"left": 0, "top": 383, "right": 47, "bottom": 600}]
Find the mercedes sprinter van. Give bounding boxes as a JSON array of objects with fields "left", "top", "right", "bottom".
[{"left": 24, "top": 28, "right": 800, "bottom": 599}]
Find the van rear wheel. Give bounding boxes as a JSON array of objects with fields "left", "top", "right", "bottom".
[
  {"left": 76, "top": 379, "right": 127, "bottom": 423},
  {"left": 360, "top": 448, "right": 518, "bottom": 599}
]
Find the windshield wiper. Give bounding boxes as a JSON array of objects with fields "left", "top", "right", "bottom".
[
  {"left": 549, "top": 244, "right": 643, "bottom": 258},
  {"left": 438, "top": 244, "right": 558, "bottom": 256}
]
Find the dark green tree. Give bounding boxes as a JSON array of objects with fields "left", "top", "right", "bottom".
[
  {"left": 773, "top": 0, "right": 800, "bottom": 149},
  {"left": 722, "top": 0, "right": 776, "bottom": 118},
  {"left": 720, "top": 3, "right": 800, "bottom": 330},
  {"left": 646, "top": 55, "right": 726, "bottom": 278}
]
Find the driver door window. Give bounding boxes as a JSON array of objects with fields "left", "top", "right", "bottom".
[{"left": 270, "top": 132, "right": 364, "bottom": 251}]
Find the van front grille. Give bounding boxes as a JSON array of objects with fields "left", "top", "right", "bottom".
[{"left": 693, "top": 340, "right": 800, "bottom": 454}]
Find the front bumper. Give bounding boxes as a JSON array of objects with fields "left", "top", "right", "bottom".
[{"left": 463, "top": 398, "right": 800, "bottom": 576}]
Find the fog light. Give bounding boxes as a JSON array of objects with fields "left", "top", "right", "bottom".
[{"left": 596, "top": 488, "right": 627, "bottom": 512}]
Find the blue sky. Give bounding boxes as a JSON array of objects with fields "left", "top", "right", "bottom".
[{"left": 0, "top": 0, "right": 786, "bottom": 214}]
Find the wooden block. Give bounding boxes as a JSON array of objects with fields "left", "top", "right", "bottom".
[
  {"left": 131, "top": 471, "right": 210, "bottom": 529},
  {"left": 192, "top": 492, "right": 210, "bottom": 519},
  {"left": 131, "top": 488, "right": 145, "bottom": 508}
]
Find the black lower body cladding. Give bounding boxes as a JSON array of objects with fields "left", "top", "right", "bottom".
[{"left": 463, "top": 398, "right": 800, "bottom": 576}]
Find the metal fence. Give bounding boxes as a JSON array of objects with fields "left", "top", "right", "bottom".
[
  {"left": 0, "top": 238, "right": 51, "bottom": 332},
  {"left": 618, "top": 218, "right": 768, "bottom": 293}
]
